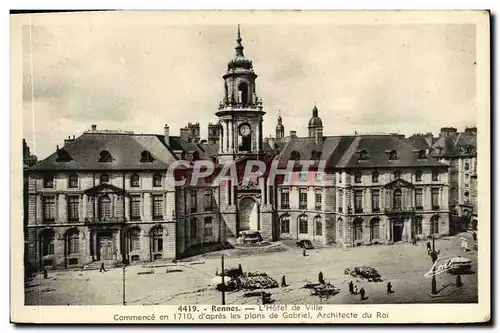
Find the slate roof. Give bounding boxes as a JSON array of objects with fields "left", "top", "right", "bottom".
[
  {"left": 276, "top": 134, "right": 448, "bottom": 169},
  {"left": 30, "top": 132, "right": 179, "bottom": 171},
  {"left": 431, "top": 131, "right": 477, "bottom": 157}
]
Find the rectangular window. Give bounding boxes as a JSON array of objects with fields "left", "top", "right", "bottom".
[
  {"left": 204, "top": 189, "right": 213, "bottom": 211},
  {"left": 415, "top": 189, "right": 423, "bottom": 210},
  {"left": 153, "top": 174, "right": 162, "bottom": 187},
  {"left": 338, "top": 190, "right": 343, "bottom": 212},
  {"left": 130, "top": 196, "right": 141, "bottom": 221},
  {"left": 415, "top": 217, "right": 423, "bottom": 235},
  {"left": 152, "top": 195, "right": 163, "bottom": 220},
  {"left": 299, "top": 217, "right": 308, "bottom": 234},
  {"left": 354, "top": 190, "right": 363, "bottom": 213},
  {"left": 67, "top": 196, "right": 79, "bottom": 222},
  {"left": 315, "top": 189, "right": 322, "bottom": 210},
  {"left": 280, "top": 188, "right": 290, "bottom": 209},
  {"left": 43, "top": 196, "right": 56, "bottom": 222},
  {"left": 190, "top": 191, "right": 197, "bottom": 213},
  {"left": 371, "top": 190, "right": 380, "bottom": 212},
  {"left": 354, "top": 172, "right": 362, "bottom": 183},
  {"left": 43, "top": 175, "right": 54, "bottom": 188},
  {"left": 431, "top": 188, "right": 440, "bottom": 209},
  {"left": 204, "top": 217, "right": 213, "bottom": 237},
  {"left": 432, "top": 170, "right": 439, "bottom": 181},
  {"left": 372, "top": 171, "right": 379, "bottom": 183},
  {"left": 315, "top": 172, "right": 323, "bottom": 184},
  {"left": 299, "top": 189, "right": 308, "bottom": 209},
  {"left": 68, "top": 175, "right": 78, "bottom": 188}
]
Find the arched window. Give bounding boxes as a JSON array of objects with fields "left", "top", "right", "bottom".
[
  {"left": 99, "top": 150, "right": 113, "bottom": 163},
  {"left": 464, "top": 191, "right": 470, "bottom": 198},
  {"left": 238, "top": 81, "right": 249, "bottom": 105},
  {"left": 190, "top": 218, "right": 198, "bottom": 239},
  {"left": 314, "top": 216, "right": 322, "bottom": 236},
  {"left": 393, "top": 188, "right": 402, "bottom": 209},
  {"left": 430, "top": 215, "right": 440, "bottom": 234},
  {"left": 99, "top": 195, "right": 112, "bottom": 220},
  {"left": 370, "top": 218, "right": 380, "bottom": 241},
  {"left": 415, "top": 216, "right": 423, "bottom": 235},
  {"left": 353, "top": 219, "right": 363, "bottom": 241},
  {"left": 372, "top": 170, "right": 379, "bottom": 183},
  {"left": 151, "top": 227, "right": 163, "bottom": 253},
  {"left": 204, "top": 216, "right": 213, "bottom": 237},
  {"left": 415, "top": 170, "right": 423, "bottom": 182},
  {"left": 140, "top": 150, "right": 154, "bottom": 162},
  {"left": 40, "top": 229, "right": 55, "bottom": 256},
  {"left": 280, "top": 214, "right": 290, "bottom": 234},
  {"left": 389, "top": 150, "right": 398, "bottom": 160},
  {"left": 290, "top": 151, "right": 301, "bottom": 161},
  {"left": 298, "top": 215, "right": 308, "bottom": 234},
  {"left": 66, "top": 229, "right": 80, "bottom": 255},
  {"left": 129, "top": 228, "right": 141, "bottom": 251},
  {"left": 418, "top": 150, "right": 427, "bottom": 159},
  {"left": 100, "top": 174, "right": 109, "bottom": 184},
  {"left": 130, "top": 174, "right": 140, "bottom": 187}
]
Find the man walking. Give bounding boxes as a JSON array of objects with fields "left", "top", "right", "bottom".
[
  {"left": 318, "top": 271, "right": 325, "bottom": 284},
  {"left": 349, "top": 281, "right": 354, "bottom": 294},
  {"left": 99, "top": 262, "right": 107, "bottom": 273},
  {"left": 360, "top": 287, "right": 366, "bottom": 300}
]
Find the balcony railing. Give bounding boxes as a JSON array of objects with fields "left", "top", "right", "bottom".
[
  {"left": 384, "top": 207, "right": 415, "bottom": 214},
  {"left": 84, "top": 216, "right": 126, "bottom": 224}
]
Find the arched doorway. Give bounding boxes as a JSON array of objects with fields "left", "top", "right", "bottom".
[{"left": 239, "top": 197, "right": 259, "bottom": 233}]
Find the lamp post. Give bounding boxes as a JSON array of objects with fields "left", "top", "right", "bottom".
[
  {"left": 221, "top": 254, "right": 226, "bottom": 305},
  {"left": 430, "top": 235, "right": 438, "bottom": 295},
  {"left": 122, "top": 264, "right": 127, "bottom": 305}
]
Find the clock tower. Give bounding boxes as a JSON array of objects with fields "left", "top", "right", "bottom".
[{"left": 216, "top": 25, "right": 265, "bottom": 163}]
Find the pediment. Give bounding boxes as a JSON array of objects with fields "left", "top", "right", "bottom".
[
  {"left": 383, "top": 178, "right": 415, "bottom": 189},
  {"left": 84, "top": 183, "right": 128, "bottom": 196}
]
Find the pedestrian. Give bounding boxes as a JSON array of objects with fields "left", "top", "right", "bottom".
[
  {"left": 456, "top": 275, "right": 463, "bottom": 287},
  {"left": 281, "top": 275, "right": 287, "bottom": 287},
  {"left": 318, "top": 271, "right": 325, "bottom": 284},
  {"left": 99, "top": 262, "right": 107, "bottom": 273},
  {"left": 349, "top": 281, "right": 354, "bottom": 294},
  {"left": 303, "top": 249, "right": 307, "bottom": 257},
  {"left": 238, "top": 263, "right": 243, "bottom": 274},
  {"left": 215, "top": 268, "right": 219, "bottom": 276},
  {"left": 360, "top": 287, "right": 366, "bottom": 300},
  {"left": 472, "top": 231, "right": 477, "bottom": 241},
  {"left": 354, "top": 286, "right": 358, "bottom": 295},
  {"left": 387, "top": 282, "right": 393, "bottom": 294},
  {"left": 412, "top": 238, "right": 417, "bottom": 246},
  {"left": 43, "top": 269, "right": 48, "bottom": 279}
]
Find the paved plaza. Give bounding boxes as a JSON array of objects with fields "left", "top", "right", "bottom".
[{"left": 25, "top": 233, "right": 478, "bottom": 306}]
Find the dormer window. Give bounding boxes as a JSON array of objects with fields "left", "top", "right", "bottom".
[
  {"left": 389, "top": 150, "right": 398, "bottom": 160},
  {"left": 417, "top": 150, "right": 427, "bottom": 159},
  {"left": 131, "top": 174, "right": 140, "bottom": 187},
  {"left": 192, "top": 151, "right": 200, "bottom": 161},
  {"left": 55, "top": 149, "right": 72, "bottom": 162},
  {"left": 140, "top": 150, "right": 154, "bottom": 162},
  {"left": 290, "top": 151, "right": 301, "bottom": 161},
  {"left": 311, "top": 150, "right": 321, "bottom": 161},
  {"left": 100, "top": 174, "right": 109, "bottom": 183},
  {"left": 359, "top": 149, "right": 369, "bottom": 160},
  {"left": 99, "top": 150, "right": 113, "bottom": 163}
]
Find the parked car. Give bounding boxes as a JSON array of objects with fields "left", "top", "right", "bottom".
[{"left": 296, "top": 240, "right": 314, "bottom": 249}]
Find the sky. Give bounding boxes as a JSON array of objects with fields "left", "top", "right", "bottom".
[{"left": 22, "top": 18, "right": 477, "bottom": 160}]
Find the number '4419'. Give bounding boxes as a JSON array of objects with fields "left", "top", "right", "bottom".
[{"left": 177, "top": 306, "right": 197, "bottom": 312}]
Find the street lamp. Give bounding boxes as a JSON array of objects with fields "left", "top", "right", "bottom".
[{"left": 430, "top": 235, "right": 439, "bottom": 295}]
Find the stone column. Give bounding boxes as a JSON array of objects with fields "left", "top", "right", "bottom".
[
  {"left": 256, "top": 119, "right": 261, "bottom": 152},
  {"left": 225, "top": 120, "right": 229, "bottom": 152},
  {"left": 36, "top": 194, "right": 43, "bottom": 224},
  {"left": 228, "top": 120, "right": 233, "bottom": 153}
]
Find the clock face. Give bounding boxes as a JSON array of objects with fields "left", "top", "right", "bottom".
[{"left": 239, "top": 124, "right": 251, "bottom": 137}]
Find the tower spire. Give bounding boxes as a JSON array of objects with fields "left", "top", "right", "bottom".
[{"left": 235, "top": 24, "right": 244, "bottom": 56}]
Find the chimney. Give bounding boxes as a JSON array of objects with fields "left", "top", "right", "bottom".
[
  {"left": 91, "top": 124, "right": 97, "bottom": 131},
  {"left": 164, "top": 124, "right": 170, "bottom": 139},
  {"left": 465, "top": 127, "right": 477, "bottom": 134},
  {"left": 440, "top": 127, "right": 457, "bottom": 138},
  {"left": 290, "top": 130, "right": 297, "bottom": 138},
  {"left": 64, "top": 135, "right": 75, "bottom": 146},
  {"left": 425, "top": 132, "right": 434, "bottom": 147},
  {"left": 180, "top": 127, "right": 190, "bottom": 141}
]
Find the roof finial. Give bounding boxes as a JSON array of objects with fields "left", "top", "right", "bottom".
[{"left": 235, "top": 24, "right": 244, "bottom": 56}]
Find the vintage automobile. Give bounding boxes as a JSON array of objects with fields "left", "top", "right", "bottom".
[
  {"left": 446, "top": 256, "right": 473, "bottom": 274},
  {"left": 296, "top": 239, "right": 314, "bottom": 249}
]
